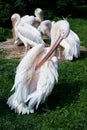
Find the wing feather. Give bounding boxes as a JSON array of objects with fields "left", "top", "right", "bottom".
[
  {"left": 25, "top": 56, "right": 58, "bottom": 110},
  {"left": 17, "top": 24, "right": 45, "bottom": 45}
]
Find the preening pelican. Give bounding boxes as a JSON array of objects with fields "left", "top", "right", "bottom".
[
  {"left": 7, "top": 20, "right": 70, "bottom": 114},
  {"left": 11, "top": 8, "right": 44, "bottom": 45},
  {"left": 38, "top": 19, "right": 80, "bottom": 60}
]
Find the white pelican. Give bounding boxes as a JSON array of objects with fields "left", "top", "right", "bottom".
[
  {"left": 7, "top": 20, "right": 70, "bottom": 114},
  {"left": 38, "top": 20, "right": 80, "bottom": 60},
  {"left": 11, "top": 14, "right": 45, "bottom": 52},
  {"left": 38, "top": 20, "right": 52, "bottom": 38},
  {"left": 11, "top": 8, "right": 44, "bottom": 45},
  {"left": 34, "top": 8, "right": 44, "bottom": 27}
]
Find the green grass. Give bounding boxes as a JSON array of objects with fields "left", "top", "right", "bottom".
[
  {"left": 0, "top": 18, "right": 87, "bottom": 130},
  {"left": 68, "top": 18, "right": 87, "bottom": 47}
]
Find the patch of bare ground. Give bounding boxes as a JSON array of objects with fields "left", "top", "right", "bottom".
[{"left": 0, "top": 39, "right": 26, "bottom": 59}]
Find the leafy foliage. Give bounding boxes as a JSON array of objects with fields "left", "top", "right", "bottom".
[
  {"left": 13, "top": 0, "right": 27, "bottom": 15},
  {"left": 0, "top": 0, "right": 87, "bottom": 28},
  {"left": 0, "top": 27, "right": 12, "bottom": 42},
  {"left": 0, "top": 1, "right": 11, "bottom": 23}
]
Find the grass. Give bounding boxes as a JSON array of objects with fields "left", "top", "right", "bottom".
[
  {"left": 68, "top": 18, "right": 87, "bottom": 47},
  {"left": 0, "top": 18, "right": 87, "bottom": 130}
]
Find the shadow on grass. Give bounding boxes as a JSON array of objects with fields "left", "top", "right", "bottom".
[
  {"left": 80, "top": 51, "right": 87, "bottom": 60},
  {"left": 46, "top": 80, "right": 81, "bottom": 110},
  {"left": 37, "top": 79, "right": 83, "bottom": 114},
  {"left": 70, "top": 51, "right": 87, "bottom": 62},
  {"left": 0, "top": 80, "right": 85, "bottom": 115},
  {"left": 0, "top": 98, "right": 13, "bottom": 116}
]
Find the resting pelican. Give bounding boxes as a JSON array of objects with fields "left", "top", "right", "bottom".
[
  {"left": 7, "top": 20, "right": 70, "bottom": 114},
  {"left": 11, "top": 8, "right": 44, "bottom": 45},
  {"left": 11, "top": 14, "right": 45, "bottom": 52},
  {"left": 38, "top": 20, "right": 52, "bottom": 38}
]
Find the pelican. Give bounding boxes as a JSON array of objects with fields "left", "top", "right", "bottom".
[
  {"left": 34, "top": 8, "right": 44, "bottom": 27},
  {"left": 7, "top": 20, "right": 70, "bottom": 114},
  {"left": 38, "top": 19, "right": 80, "bottom": 60},
  {"left": 11, "top": 14, "right": 45, "bottom": 52},
  {"left": 21, "top": 8, "right": 44, "bottom": 27},
  {"left": 38, "top": 20, "right": 52, "bottom": 38},
  {"left": 11, "top": 8, "right": 44, "bottom": 45}
]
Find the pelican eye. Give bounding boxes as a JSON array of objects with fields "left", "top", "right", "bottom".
[{"left": 61, "top": 30, "right": 66, "bottom": 38}]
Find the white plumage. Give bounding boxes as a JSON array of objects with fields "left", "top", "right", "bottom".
[
  {"left": 38, "top": 20, "right": 52, "bottom": 38},
  {"left": 11, "top": 14, "right": 45, "bottom": 51},
  {"left": 60, "top": 30, "right": 80, "bottom": 60},
  {"left": 7, "top": 20, "right": 70, "bottom": 114},
  {"left": 7, "top": 44, "right": 58, "bottom": 114},
  {"left": 37, "top": 19, "right": 80, "bottom": 60},
  {"left": 20, "top": 8, "right": 44, "bottom": 28},
  {"left": 11, "top": 8, "right": 44, "bottom": 46},
  {"left": 15, "top": 23, "right": 45, "bottom": 47}
]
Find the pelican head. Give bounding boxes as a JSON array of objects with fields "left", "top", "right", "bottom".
[
  {"left": 11, "top": 13, "right": 21, "bottom": 26},
  {"left": 38, "top": 20, "right": 52, "bottom": 37},
  {"left": 51, "top": 20, "right": 70, "bottom": 45},
  {"left": 35, "top": 20, "right": 70, "bottom": 70},
  {"left": 34, "top": 8, "right": 44, "bottom": 22}
]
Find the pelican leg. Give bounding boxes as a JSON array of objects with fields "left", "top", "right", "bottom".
[
  {"left": 25, "top": 46, "right": 28, "bottom": 53},
  {"left": 58, "top": 46, "right": 65, "bottom": 61},
  {"left": 58, "top": 48, "right": 62, "bottom": 59},
  {"left": 24, "top": 45, "right": 31, "bottom": 55},
  {"left": 58, "top": 48, "right": 61, "bottom": 59}
]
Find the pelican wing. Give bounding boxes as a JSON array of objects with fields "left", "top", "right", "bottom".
[
  {"left": 60, "top": 30, "right": 80, "bottom": 60},
  {"left": 7, "top": 44, "right": 44, "bottom": 112},
  {"left": 21, "top": 16, "right": 35, "bottom": 25},
  {"left": 17, "top": 23, "right": 45, "bottom": 45},
  {"left": 25, "top": 56, "right": 58, "bottom": 111},
  {"left": 23, "top": 23, "right": 41, "bottom": 36},
  {"left": 12, "top": 44, "right": 44, "bottom": 91},
  {"left": 16, "top": 28, "right": 38, "bottom": 47}
]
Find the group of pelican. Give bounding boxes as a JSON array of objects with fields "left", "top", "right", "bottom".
[{"left": 7, "top": 8, "right": 80, "bottom": 114}]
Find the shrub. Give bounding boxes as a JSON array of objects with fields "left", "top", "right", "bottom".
[{"left": 0, "top": 27, "right": 12, "bottom": 42}]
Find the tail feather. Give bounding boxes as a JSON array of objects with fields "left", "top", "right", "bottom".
[
  {"left": 25, "top": 90, "right": 43, "bottom": 111},
  {"left": 16, "top": 103, "right": 29, "bottom": 114}
]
